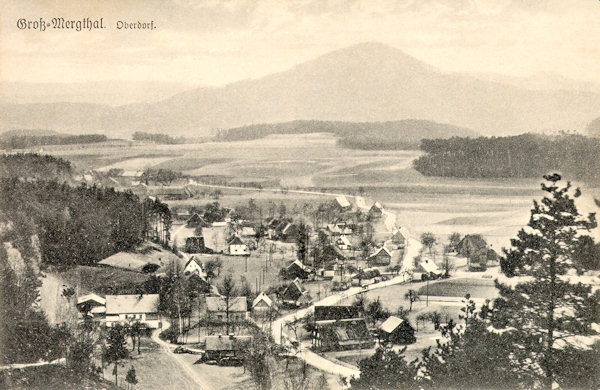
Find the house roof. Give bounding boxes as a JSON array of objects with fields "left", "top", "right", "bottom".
[
  {"left": 212, "top": 221, "right": 228, "bottom": 227},
  {"left": 337, "top": 236, "right": 352, "bottom": 247},
  {"left": 281, "top": 223, "right": 297, "bottom": 235},
  {"left": 369, "top": 247, "right": 392, "bottom": 259},
  {"left": 206, "top": 296, "right": 247, "bottom": 312},
  {"left": 228, "top": 235, "right": 245, "bottom": 246},
  {"left": 205, "top": 335, "right": 252, "bottom": 351},
  {"left": 335, "top": 196, "right": 351, "bottom": 208},
  {"left": 419, "top": 260, "right": 441, "bottom": 274},
  {"left": 77, "top": 293, "right": 106, "bottom": 306},
  {"left": 105, "top": 294, "right": 159, "bottom": 315},
  {"left": 252, "top": 292, "right": 273, "bottom": 308},
  {"left": 379, "top": 316, "right": 407, "bottom": 333},
  {"left": 288, "top": 260, "right": 310, "bottom": 272}
]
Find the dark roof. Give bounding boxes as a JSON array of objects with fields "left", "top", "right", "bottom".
[
  {"left": 314, "top": 305, "right": 360, "bottom": 322},
  {"left": 228, "top": 235, "right": 245, "bottom": 246}
]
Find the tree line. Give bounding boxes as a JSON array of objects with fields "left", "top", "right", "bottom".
[
  {"left": 132, "top": 131, "right": 186, "bottom": 144},
  {"left": 0, "top": 153, "right": 73, "bottom": 181},
  {"left": 413, "top": 133, "right": 600, "bottom": 182},
  {"left": 0, "top": 134, "right": 107, "bottom": 149}
]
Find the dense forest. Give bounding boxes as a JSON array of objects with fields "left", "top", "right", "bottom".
[
  {"left": 0, "top": 134, "right": 107, "bottom": 149},
  {"left": 132, "top": 131, "right": 186, "bottom": 144},
  {"left": 0, "top": 153, "right": 73, "bottom": 181},
  {"left": 0, "top": 154, "right": 172, "bottom": 267},
  {"left": 413, "top": 133, "right": 600, "bottom": 182},
  {"left": 216, "top": 119, "right": 477, "bottom": 149}
]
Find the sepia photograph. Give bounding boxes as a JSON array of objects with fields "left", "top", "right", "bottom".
[{"left": 1, "top": 1, "right": 599, "bottom": 389}]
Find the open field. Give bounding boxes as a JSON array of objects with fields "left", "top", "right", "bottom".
[
  {"left": 56, "top": 265, "right": 152, "bottom": 295},
  {"left": 416, "top": 277, "right": 498, "bottom": 299}
]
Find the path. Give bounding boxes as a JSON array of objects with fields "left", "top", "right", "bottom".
[{"left": 151, "top": 321, "right": 212, "bottom": 390}]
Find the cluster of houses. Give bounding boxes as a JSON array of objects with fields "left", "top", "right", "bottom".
[{"left": 309, "top": 305, "right": 416, "bottom": 352}]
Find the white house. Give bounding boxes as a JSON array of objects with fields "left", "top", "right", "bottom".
[
  {"left": 105, "top": 294, "right": 160, "bottom": 329},
  {"left": 184, "top": 256, "right": 207, "bottom": 278},
  {"left": 228, "top": 235, "right": 250, "bottom": 256},
  {"left": 335, "top": 196, "right": 351, "bottom": 210},
  {"left": 252, "top": 292, "right": 273, "bottom": 313}
]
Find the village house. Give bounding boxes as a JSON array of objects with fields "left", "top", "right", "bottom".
[
  {"left": 227, "top": 235, "right": 250, "bottom": 256},
  {"left": 186, "top": 213, "right": 208, "bottom": 228},
  {"left": 280, "top": 223, "right": 299, "bottom": 243},
  {"left": 368, "top": 202, "right": 384, "bottom": 219},
  {"left": 284, "top": 260, "right": 311, "bottom": 280},
  {"left": 335, "top": 235, "right": 353, "bottom": 251},
  {"left": 378, "top": 316, "right": 416, "bottom": 345},
  {"left": 279, "top": 278, "right": 311, "bottom": 307},
  {"left": 184, "top": 256, "right": 207, "bottom": 278},
  {"left": 391, "top": 228, "right": 406, "bottom": 248},
  {"left": 104, "top": 294, "right": 161, "bottom": 329},
  {"left": 206, "top": 296, "right": 248, "bottom": 322},
  {"left": 312, "top": 305, "right": 374, "bottom": 352},
  {"left": 203, "top": 335, "right": 252, "bottom": 362},
  {"left": 252, "top": 292, "right": 274, "bottom": 313},
  {"left": 368, "top": 247, "right": 392, "bottom": 266},
  {"left": 334, "top": 196, "right": 352, "bottom": 211}
]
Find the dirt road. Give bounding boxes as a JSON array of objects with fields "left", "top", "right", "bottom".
[{"left": 151, "top": 321, "right": 213, "bottom": 390}]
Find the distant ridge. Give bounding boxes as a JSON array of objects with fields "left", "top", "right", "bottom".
[{"left": 2, "top": 42, "right": 600, "bottom": 138}]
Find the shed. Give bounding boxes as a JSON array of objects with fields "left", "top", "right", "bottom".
[
  {"left": 204, "top": 335, "right": 252, "bottom": 361},
  {"left": 379, "top": 316, "right": 416, "bottom": 344}
]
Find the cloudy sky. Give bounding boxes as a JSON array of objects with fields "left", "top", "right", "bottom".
[{"left": 2, "top": 0, "right": 599, "bottom": 86}]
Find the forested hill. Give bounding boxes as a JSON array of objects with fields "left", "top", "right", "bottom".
[
  {"left": 216, "top": 119, "right": 478, "bottom": 150},
  {"left": 413, "top": 133, "right": 600, "bottom": 182}
]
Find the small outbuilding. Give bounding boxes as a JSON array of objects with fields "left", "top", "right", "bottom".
[{"left": 379, "top": 316, "right": 416, "bottom": 345}]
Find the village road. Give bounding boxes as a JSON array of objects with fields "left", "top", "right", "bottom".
[{"left": 151, "top": 321, "right": 213, "bottom": 390}]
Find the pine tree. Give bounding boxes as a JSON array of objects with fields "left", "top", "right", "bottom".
[
  {"left": 495, "top": 173, "right": 598, "bottom": 389},
  {"left": 103, "top": 324, "right": 129, "bottom": 386},
  {"left": 126, "top": 366, "right": 138, "bottom": 390}
]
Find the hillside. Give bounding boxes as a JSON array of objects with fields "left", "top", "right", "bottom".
[
  {"left": 2, "top": 42, "right": 600, "bottom": 137},
  {"left": 218, "top": 119, "right": 478, "bottom": 149}
]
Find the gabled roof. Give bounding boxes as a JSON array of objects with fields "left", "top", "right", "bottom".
[
  {"left": 206, "top": 296, "right": 247, "bottom": 312},
  {"left": 369, "top": 247, "right": 392, "bottom": 259},
  {"left": 419, "top": 260, "right": 441, "bottom": 274},
  {"left": 228, "top": 235, "right": 245, "bottom": 246},
  {"left": 184, "top": 256, "right": 203, "bottom": 269},
  {"left": 252, "top": 292, "right": 273, "bottom": 308},
  {"left": 335, "top": 196, "right": 351, "bottom": 208},
  {"left": 281, "top": 223, "right": 297, "bottom": 235},
  {"left": 379, "top": 316, "right": 408, "bottom": 333},
  {"left": 288, "top": 260, "right": 310, "bottom": 272},
  {"left": 105, "top": 294, "right": 159, "bottom": 314},
  {"left": 77, "top": 293, "right": 106, "bottom": 306}
]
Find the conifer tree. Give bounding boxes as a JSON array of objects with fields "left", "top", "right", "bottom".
[{"left": 496, "top": 173, "right": 598, "bottom": 389}]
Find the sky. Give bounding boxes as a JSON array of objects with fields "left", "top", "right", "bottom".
[{"left": 2, "top": 0, "right": 600, "bottom": 86}]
